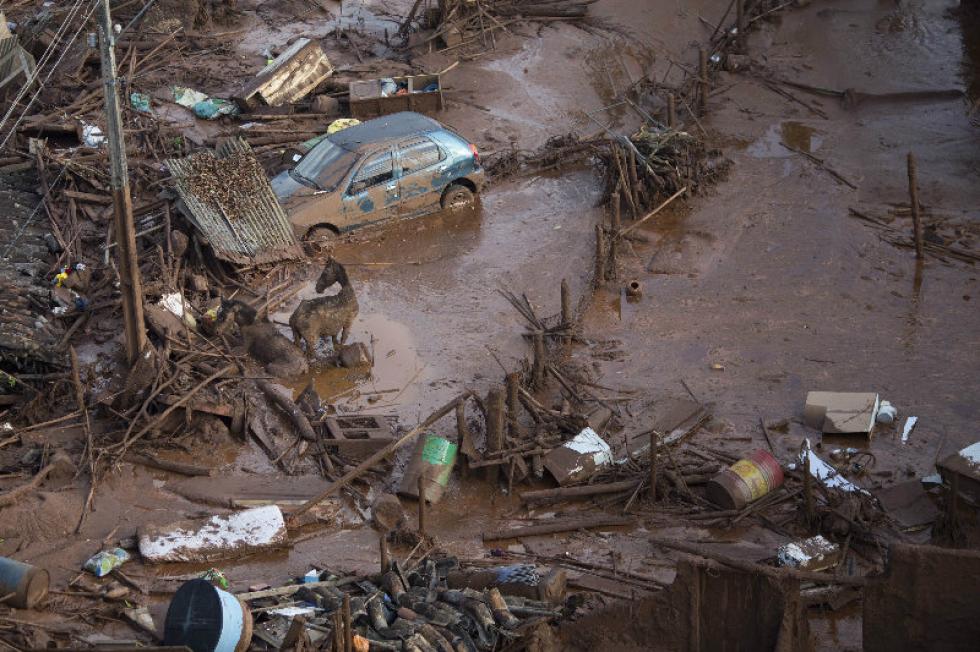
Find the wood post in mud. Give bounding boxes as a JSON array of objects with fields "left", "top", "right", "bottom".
[
  {"left": 803, "top": 450, "right": 815, "bottom": 528},
  {"left": 686, "top": 560, "right": 702, "bottom": 652},
  {"left": 333, "top": 612, "right": 344, "bottom": 651},
  {"left": 907, "top": 151, "right": 923, "bottom": 259},
  {"left": 627, "top": 148, "right": 641, "bottom": 216},
  {"left": 736, "top": 0, "right": 746, "bottom": 52},
  {"left": 417, "top": 476, "right": 427, "bottom": 538},
  {"left": 506, "top": 372, "right": 520, "bottom": 436},
  {"left": 595, "top": 224, "right": 606, "bottom": 285},
  {"left": 380, "top": 534, "right": 390, "bottom": 574},
  {"left": 456, "top": 401, "right": 470, "bottom": 478},
  {"left": 698, "top": 48, "right": 709, "bottom": 115},
  {"left": 343, "top": 593, "right": 353, "bottom": 652},
  {"left": 532, "top": 332, "right": 546, "bottom": 388},
  {"left": 487, "top": 388, "right": 505, "bottom": 482},
  {"left": 667, "top": 93, "right": 677, "bottom": 128},
  {"left": 609, "top": 193, "right": 621, "bottom": 279},
  {"left": 560, "top": 278, "right": 572, "bottom": 344},
  {"left": 650, "top": 431, "right": 658, "bottom": 504}
]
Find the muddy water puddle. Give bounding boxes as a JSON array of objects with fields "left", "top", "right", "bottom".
[
  {"left": 282, "top": 312, "right": 429, "bottom": 413},
  {"left": 747, "top": 120, "right": 823, "bottom": 158},
  {"left": 272, "top": 169, "right": 603, "bottom": 421}
]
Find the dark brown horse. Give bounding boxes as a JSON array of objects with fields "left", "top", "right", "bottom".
[{"left": 289, "top": 258, "right": 359, "bottom": 359}]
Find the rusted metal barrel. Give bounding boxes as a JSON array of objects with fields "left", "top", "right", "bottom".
[
  {"left": 398, "top": 433, "right": 458, "bottom": 504},
  {"left": 0, "top": 557, "right": 49, "bottom": 609},
  {"left": 706, "top": 450, "right": 783, "bottom": 510}
]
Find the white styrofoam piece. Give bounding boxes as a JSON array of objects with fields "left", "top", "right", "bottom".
[
  {"left": 901, "top": 416, "right": 918, "bottom": 444},
  {"left": 565, "top": 427, "right": 613, "bottom": 466},
  {"left": 268, "top": 606, "right": 317, "bottom": 618},
  {"left": 139, "top": 505, "right": 286, "bottom": 563},
  {"left": 958, "top": 442, "right": 980, "bottom": 469}
]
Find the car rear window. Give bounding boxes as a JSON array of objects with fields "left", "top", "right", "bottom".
[
  {"left": 294, "top": 139, "right": 358, "bottom": 192},
  {"left": 398, "top": 137, "right": 443, "bottom": 175}
]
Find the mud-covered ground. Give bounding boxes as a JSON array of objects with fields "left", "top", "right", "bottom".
[{"left": 1, "top": 0, "right": 978, "bottom": 648}]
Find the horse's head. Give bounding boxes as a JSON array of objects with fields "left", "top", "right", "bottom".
[
  {"left": 221, "top": 299, "right": 256, "bottom": 326},
  {"left": 315, "top": 257, "right": 340, "bottom": 293}
]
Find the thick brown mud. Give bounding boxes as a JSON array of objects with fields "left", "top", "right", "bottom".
[{"left": 1, "top": 0, "right": 978, "bottom": 648}]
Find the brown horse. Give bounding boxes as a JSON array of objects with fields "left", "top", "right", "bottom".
[{"left": 288, "top": 258, "right": 359, "bottom": 359}]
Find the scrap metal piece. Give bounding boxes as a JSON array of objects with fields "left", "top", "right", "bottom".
[{"left": 166, "top": 139, "right": 302, "bottom": 265}]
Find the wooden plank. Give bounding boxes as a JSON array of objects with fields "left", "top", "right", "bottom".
[
  {"left": 156, "top": 393, "right": 233, "bottom": 417},
  {"left": 482, "top": 515, "right": 635, "bottom": 541},
  {"left": 237, "top": 38, "right": 333, "bottom": 108}
]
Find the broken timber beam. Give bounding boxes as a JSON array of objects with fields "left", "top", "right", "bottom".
[
  {"left": 483, "top": 515, "right": 634, "bottom": 541},
  {"left": 520, "top": 480, "right": 641, "bottom": 504}
]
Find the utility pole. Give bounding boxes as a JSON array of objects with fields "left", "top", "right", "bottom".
[{"left": 98, "top": 0, "right": 146, "bottom": 364}]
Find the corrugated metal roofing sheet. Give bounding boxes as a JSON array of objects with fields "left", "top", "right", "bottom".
[{"left": 167, "top": 139, "right": 303, "bottom": 265}]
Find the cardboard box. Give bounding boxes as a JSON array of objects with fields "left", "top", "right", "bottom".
[{"left": 804, "top": 391, "right": 879, "bottom": 434}]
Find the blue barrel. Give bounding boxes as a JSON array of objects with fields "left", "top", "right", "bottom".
[
  {"left": 0, "top": 556, "right": 49, "bottom": 609},
  {"left": 163, "top": 579, "right": 253, "bottom": 652}
]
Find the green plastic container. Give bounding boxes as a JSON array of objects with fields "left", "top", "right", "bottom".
[{"left": 398, "top": 434, "right": 458, "bottom": 504}]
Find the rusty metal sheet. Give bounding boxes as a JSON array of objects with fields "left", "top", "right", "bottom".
[
  {"left": 237, "top": 38, "right": 333, "bottom": 108},
  {"left": 166, "top": 138, "right": 303, "bottom": 265}
]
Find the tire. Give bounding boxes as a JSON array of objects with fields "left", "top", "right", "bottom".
[
  {"left": 441, "top": 183, "right": 475, "bottom": 211},
  {"left": 305, "top": 225, "right": 338, "bottom": 250}
]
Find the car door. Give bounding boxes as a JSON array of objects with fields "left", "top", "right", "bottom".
[
  {"left": 341, "top": 147, "right": 398, "bottom": 227},
  {"left": 394, "top": 136, "right": 445, "bottom": 218}
]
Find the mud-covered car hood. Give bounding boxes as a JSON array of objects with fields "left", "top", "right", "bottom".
[{"left": 271, "top": 170, "right": 318, "bottom": 210}]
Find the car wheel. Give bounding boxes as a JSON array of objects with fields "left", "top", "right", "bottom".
[
  {"left": 441, "top": 183, "right": 475, "bottom": 211},
  {"left": 305, "top": 225, "right": 338, "bottom": 251}
]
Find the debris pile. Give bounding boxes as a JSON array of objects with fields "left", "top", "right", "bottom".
[
  {"left": 232, "top": 557, "right": 565, "bottom": 651},
  {"left": 402, "top": 0, "right": 595, "bottom": 52}
]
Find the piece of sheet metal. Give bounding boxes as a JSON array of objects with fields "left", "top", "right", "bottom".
[{"left": 167, "top": 139, "right": 303, "bottom": 265}]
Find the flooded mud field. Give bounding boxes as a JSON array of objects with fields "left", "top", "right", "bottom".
[{"left": 0, "top": 0, "right": 978, "bottom": 650}]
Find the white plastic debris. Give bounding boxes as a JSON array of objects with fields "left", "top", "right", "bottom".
[
  {"left": 901, "top": 416, "right": 918, "bottom": 444},
  {"left": 797, "top": 438, "right": 868, "bottom": 494},
  {"left": 158, "top": 292, "right": 197, "bottom": 329},
  {"left": 876, "top": 400, "right": 897, "bottom": 424},
  {"left": 268, "top": 606, "right": 317, "bottom": 619},
  {"left": 81, "top": 124, "right": 105, "bottom": 147}
]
